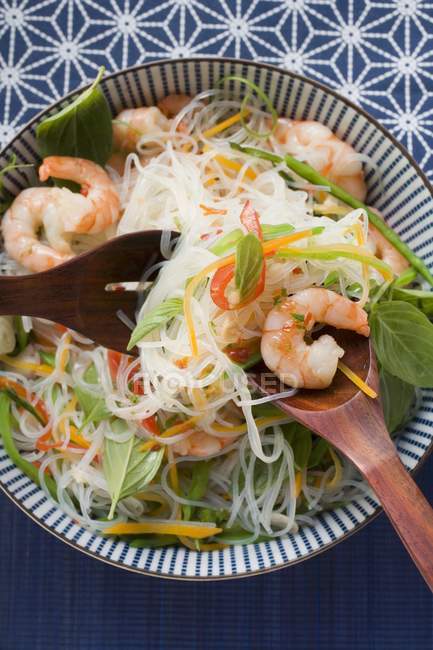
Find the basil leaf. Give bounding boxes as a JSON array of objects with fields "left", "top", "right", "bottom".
[
  {"left": 282, "top": 422, "right": 312, "bottom": 468},
  {"left": 261, "top": 223, "right": 294, "bottom": 241},
  {"left": 36, "top": 67, "right": 112, "bottom": 167},
  {"left": 197, "top": 508, "right": 228, "bottom": 524},
  {"left": 308, "top": 438, "right": 330, "bottom": 468},
  {"left": 75, "top": 386, "right": 110, "bottom": 429},
  {"left": 370, "top": 301, "right": 433, "bottom": 386},
  {"left": 103, "top": 428, "right": 164, "bottom": 519},
  {"left": 183, "top": 461, "right": 209, "bottom": 521},
  {"left": 292, "top": 427, "right": 312, "bottom": 469},
  {"left": 380, "top": 367, "right": 415, "bottom": 433},
  {"left": 390, "top": 287, "right": 433, "bottom": 318},
  {"left": 0, "top": 155, "right": 33, "bottom": 215},
  {"left": 234, "top": 233, "right": 264, "bottom": 302},
  {"left": 127, "top": 297, "right": 183, "bottom": 350},
  {"left": 209, "top": 229, "right": 243, "bottom": 256}
]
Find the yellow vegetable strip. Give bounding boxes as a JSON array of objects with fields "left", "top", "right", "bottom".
[
  {"left": 295, "top": 471, "right": 302, "bottom": 498},
  {"left": 166, "top": 447, "right": 180, "bottom": 495},
  {"left": 338, "top": 361, "right": 377, "bottom": 399},
  {"left": 59, "top": 334, "right": 71, "bottom": 372},
  {"left": 327, "top": 448, "right": 343, "bottom": 489},
  {"left": 351, "top": 223, "right": 369, "bottom": 306},
  {"left": 0, "top": 355, "right": 53, "bottom": 376},
  {"left": 202, "top": 110, "right": 249, "bottom": 138},
  {"left": 213, "top": 154, "right": 257, "bottom": 180},
  {"left": 184, "top": 228, "right": 318, "bottom": 356},
  {"left": 104, "top": 521, "right": 223, "bottom": 539},
  {"left": 139, "top": 416, "right": 199, "bottom": 452},
  {"left": 212, "top": 415, "right": 287, "bottom": 435}
]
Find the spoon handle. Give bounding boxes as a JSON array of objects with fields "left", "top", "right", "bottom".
[
  {"left": 0, "top": 270, "right": 79, "bottom": 328},
  {"left": 363, "top": 449, "right": 433, "bottom": 591}
]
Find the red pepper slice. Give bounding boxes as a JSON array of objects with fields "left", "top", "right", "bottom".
[
  {"left": 239, "top": 200, "right": 263, "bottom": 241},
  {"left": 210, "top": 201, "right": 265, "bottom": 311}
]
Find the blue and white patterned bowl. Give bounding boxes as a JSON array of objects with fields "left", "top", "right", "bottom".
[{"left": 1, "top": 58, "right": 433, "bottom": 580}]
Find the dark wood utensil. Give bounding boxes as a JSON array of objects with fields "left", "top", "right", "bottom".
[
  {"left": 250, "top": 330, "right": 433, "bottom": 591},
  {"left": 1, "top": 230, "right": 432, "bottom": 589},
  {"left": 0, "top": 230, "right": 171, "bottom": 352}
]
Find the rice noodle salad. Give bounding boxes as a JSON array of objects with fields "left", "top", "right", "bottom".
[{"left": 1, "top": 71, "right": 432, "bottom": 550}]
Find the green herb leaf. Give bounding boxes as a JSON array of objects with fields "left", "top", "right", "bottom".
[
  {"left": 261, "top": 223, "right": 294, "bottom": 241},
  {"left": 209, "top": 229, "right": 243, "bottom": 256},
  {"left": 234, "top": 233, "right": 264, "bottom": 302},
  {"left": 183, "top": 461, "right": 210, "bottom": 521},
  {"left": 75, "top": 386, "right": 110, "bottom": 429},
  {"left": 370, "top": 301, "right": 433, "bottom": 386},
  {"left": 0, "top": 155, "right": 34, "bottom": 215},
  {"left": 127, "top": 297, "right": 183, "bottom": 350},
  {"left": 308, "top": 438, "right": 330, "bottom": 468},
  {"left": 0, "top": 393, "right": 57, "bottom": 499},
  {"left": 36, "top": 67, "right": 113, "bottom": 166},
  {"left": 103, "top": 426, "right": 164, "bottom": 519},
  {"left": 379, "top": 367, "right": 415, "bottom": 433},
  {"left": 389, "top": 287, "right": 433, "bottom": 318},
  {"left": 282, "top": 422, "right": 312, "bottom": 468}
]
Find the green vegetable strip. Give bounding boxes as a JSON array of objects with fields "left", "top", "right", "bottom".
[
  {"left": 276, "top": 246, "right": 393, "bottom": 279},
  {"left": 209, "top": 229, "right": 243, "bottom": 256},
  {"left": 231, "top": 143, "right": 433, "bottom": 286},
  {"left": 218, "top": 76, "right": 278, "bottom": 139},
  {"left": 2, "top": 387, "right": 45, "bottom": 425},
  {"left": 0, "top": 393, "right": 57, "bottom": 500}
]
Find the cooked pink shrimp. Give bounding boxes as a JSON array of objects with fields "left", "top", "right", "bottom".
[
  {"left": 173, "top": 431, "right": 233, "bottom": 458},
  {"left": 112, "top": 106, "right": 170, "bottom": 152},
  {"left": 368, "top": 225, "right": 409, "bottom": 275},
  {"left": 39, "top": 156, "right": 120, "bottom": 234},
  {"left": 3, "top": 156, "right": 120, "bottom": 273},
  {"left": 273, "top": 119, "right": 367, "bottom": 201},
  {"left": 157, "top": 94, "right": 193, "bottom": 118},
  {"left": 261, "top": 288, "right": 369, "bottom": 390}
]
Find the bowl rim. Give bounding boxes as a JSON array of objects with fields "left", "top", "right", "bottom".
[{"left": 1, "top": 56, "right": 433, "bottom": 581}]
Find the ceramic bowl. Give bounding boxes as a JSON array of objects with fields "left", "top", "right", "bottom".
[{"left": 1, "top": 58, "right": 433, "bottom": 579}]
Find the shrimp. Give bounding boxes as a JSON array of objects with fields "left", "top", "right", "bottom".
[
  {"left": 157, "top": 94, "right": 193, "bottom": 118},
  {"left": 273, "top": 119, "right": 367, "bottom": 201},
  {"left": 173, "top": 431, "right": 233, "bottom": 458},
  {"left": 112, "top": 106, "right": 170, "bottom": 152},
  {"left": 261, "top": 288, "right": 369, "bottom": 390},
  {"left": 368, "top": 224, "right": 409, "bottom": 275},
  {"left": 3, "top": 156, "right": 120, "bottom": 273}
]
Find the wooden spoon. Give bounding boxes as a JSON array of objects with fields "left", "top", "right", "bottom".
[
  {"left": 1, "top": 230, "right": 432, "bottom": 589},
  {"left": 0, "top": 230, "right": 170, "bottom": 352},
  {"left": 250, "top": 329, "right": 433, "bottom": 592}
]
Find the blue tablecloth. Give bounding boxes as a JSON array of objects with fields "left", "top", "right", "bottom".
[{"left": 1, "top": 1, "right": 433, "bottom": 648}]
